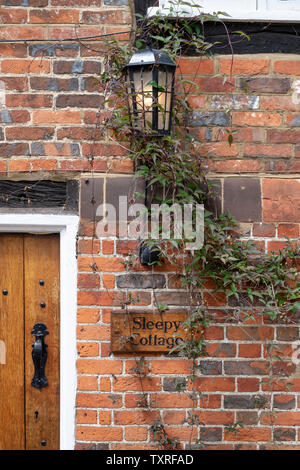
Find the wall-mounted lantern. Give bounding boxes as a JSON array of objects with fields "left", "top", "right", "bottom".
[{"left": 125, "top": 47, "right": 176, "bottom": 135}]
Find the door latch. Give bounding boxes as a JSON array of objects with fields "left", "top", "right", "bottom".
[{"left": 31, "top": 323, "right": 49, "bottom": 390}]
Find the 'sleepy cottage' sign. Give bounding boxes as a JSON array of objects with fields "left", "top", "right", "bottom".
[{"left": 111, "top": 310, "right": 202, "bottom": 353}]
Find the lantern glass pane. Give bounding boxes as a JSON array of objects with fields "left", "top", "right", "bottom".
[
  {"left": 158, "top": 68, "right": 172, "bottom": 131},
  {"left": 132, "top": 68, "right": 153, "bottom": 130}
]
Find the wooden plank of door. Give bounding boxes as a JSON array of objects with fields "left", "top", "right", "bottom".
[
  {"left": 24, "top": 234, "right": 60, "bottom": 450},
  {"left": 0, "top": 234, "right": 25, "bottom": 450}
]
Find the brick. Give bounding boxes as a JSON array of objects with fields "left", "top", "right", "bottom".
[
  {"left": 30, "top": 77, "right": 78, "bottom": 91},
  {"left": 163, "top": 410, "right": 186, "bottom": 425},
  {"left": 177, "top": 57, "right": 214, "bottom": 75},
  {"left": 76, "top": 393, "right": 122, "bottom": 408},
  {"left": 1, "top": 59, "right": 49, "bottom": 74},
  {"left": 237, "top": 378, "right": 260, "bottom": 392},
  {"left": 77, "top": 324, "right": 110, "bottom": 341},
  {"left": 243, "top": 144, "right": 291, "bottom": 158},
  {"left": 206, "top": 343, "right": 236, "bottom": 358},
  {"left": 227, "top": 326, "right": 274, "bottom": 341},
  {"left": 76, "top": 409, "right": 97, "bottom": 424},
  {"left": 286, "top": 114, "right": 300, "bottom": 127},
  {"left": 82, "top": 143, "right": 129, "bottom": 157},
  {"left": 113, "top": 377, "right": 161, "bottom": 392},
  {"left": 252, "top": 223, "right": 276, "bottom": 237},
  {"left": 188, "top": 111, "right": 230, "bottom": 127},
  {"left": 77, "top": 376, "right": 98, "bottom": 391},
  {"left": 198, "top": 360, "right": 222, "bottom": 375},
  {"left": 0, "top": 77, "right": 28, "bottom": 92},
  {"left": 195, "top": 77, "right": 234, "bottom": 93},
  {"left": 261, "top": 96, "right": 299, "bottom": 111},
  {"left": 114, "top": 410, "right": 160, "bottom": 425},
  {"left": 261, "top": 411, "right": 300, "bottom": 426},
  {"left": 267, "top": 129, "right": 300, "bottom": 143},
  {"left": 31, "top": 159, "right": 58, "bottom": 171},
  {"left": 76, "top": 359, "right": 122, "bottom": 374},
  {"left": 278, "top": 224, "right": 299, "bottom": 238},
  {"left": 76, "top": 426, "right": 122, "bottom": 442},
  {"left": 99, "top": 411, "right": 112, "bottom": 425},
  {"left": 199, "top": 395, "right": 222, "bottom": 409},
  {"left": 6, "top": 127, "right": 54, "bottom": 141},
  {"left": 0, "top": 44, "right": 27, "bottom": 58},
  {"left": 59, "top": 159, "right": 94, "bottom": 172},
  {"left": 163, "top": 377, "right": 186, "bottom": 392},
  {"left": 29, "top": 9, "right": 79, "bottom": 23},
  {"left": 232, "top": 112, "right": 281, "bottom": 127},
  {"left": 151, "top": 393, "right": 194, "bottom": 409},
  {"left": 211, "top": 160, "right": 262, "bottom": 173},
  {"left": 57, "top": 127, "right": 103, "bottom": 141},
  {"left": 277, "top": 327, "right": 299, "bottom": 342},
  {"left": 239, "top": 77, "right": 290, "bottom": 94},
  {"left": 239, "top": 344, "right": 262, "bottom": 358},
  {"left": 273, "top": 60, "right": 300, "bottom": 75},
  {"left": 82, "top": 10, "right": 129, "bottom": 24},
  {"left": 116, "top": 274, "right": 166, "bottom": 289},
  {"left": 78, "top": 239, "right": 100, "bottom": 254},
  {"left": 193, "top": 377, "right": 235, "bottom": 392},
  {"left": 273, "top": 395, "right": 296, "bottom": 410},
  {"left": 77, "top": 342, "right": 99, "bottom": 357},
  {"left": 224, "top": 361, "right": 270, "bottom": 375},
  {"left": 8, "top": 159, "right": 30, "bottom": 172},
  {"left": 219, "top": 58, "right": 270, "bottom": 75},
  {"left": 266, "top": 161, "right": 300, "bottom": 173},
  {"left": 151, "top": 360, "right": 192, "bottom": 375},
  {"left": 209, "top": 95, "right": 259, "bottom": 110},
  {"left": 6, "top": 94, "right": 52, "bottom": 108},
  {"left": 53, "top": 60, "right": 101, "bottom": 74},
  {"left": 56, "top": 94, "right": 104, "bottom": 108},
  {"left": 100, "top": 377, "right": 111, "bottom": 392},
  {"left": 1, "top": 110, "right": 30, "bottom": 123},
  {"left": 274, "top": 428, "right": 296, "bottom": 442},
  {"left": 109, "top": 159, "right": 133, "bottom": 173},
  {"left": 0, "top": 27, "right": 47, "bottom": 41},
  {"left": 262, "top": 179, "right": 300, "bottom": 223},
  {"left": 203, "top": 291, "right": 227, "bottom": 307},
  {"left": 33, "top": 110, "right": 81, "bottom": 124},
  {"left": 224, "top": 395, "right": 267, "bottom": 409},
  {"left": 195, "top": 411, "right": 234, "bottom": 425},
  {"left": 0, "top": 143, "right": 29, "bottom": 157},
  {"left": 236, "top": 411, "right": 258, "bottom": 425},
  {"left": 224, "top": 427, "right": 271, "bottom": 442},
  {"left": 125, "top": 427, "right": 148, "bottom": 442},
  {"left": 204, "top": 326, "right": 224, "bottom": 340}
]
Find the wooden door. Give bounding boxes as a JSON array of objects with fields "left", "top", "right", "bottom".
[{"left": 0, "top": 234, "right": 60, "bottom": 450}]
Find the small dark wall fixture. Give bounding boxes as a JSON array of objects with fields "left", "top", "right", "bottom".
[{"left": 139, "top": 242, "right": 161, "bottom": 266}]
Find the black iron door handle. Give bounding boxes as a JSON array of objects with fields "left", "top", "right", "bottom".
[{"left": 31, "top": 323, "right": 49, "bottom": 390}]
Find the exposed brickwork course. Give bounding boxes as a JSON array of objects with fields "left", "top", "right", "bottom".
[{"left": 0, "top": 3, "right": 300, "bottom": 451}]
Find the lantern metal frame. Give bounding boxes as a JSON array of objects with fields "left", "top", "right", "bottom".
[{"left": 125, "top": 47, "right": 176, "bottom": 135}]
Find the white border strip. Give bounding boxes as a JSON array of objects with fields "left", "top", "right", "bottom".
[{"left": 0, "top": 214, "right": 79, "bottom": 450}]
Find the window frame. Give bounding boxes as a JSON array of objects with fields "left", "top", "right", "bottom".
[{"left": 148, "top": 0, "right": 300, "bottom": 22}]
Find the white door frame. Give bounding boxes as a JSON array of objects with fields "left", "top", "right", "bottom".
[{"left": 0, "top": 213, "right": 79, "bottom": 450}]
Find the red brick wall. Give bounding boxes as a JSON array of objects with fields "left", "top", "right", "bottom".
[{"left": 0, "top": 1, "right": 300, "bottom": 450}]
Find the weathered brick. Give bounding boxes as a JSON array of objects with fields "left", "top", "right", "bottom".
[
  {"left": 219, "top": 58, "right": 270, "bottom": 75},
  {"left": 29, "top": 9, "right": 79, "bottom": 23},
  {"left": 30, "top": 77, "right": 78, "bottom": 91},
  {"left": 56, "top": 94, "right": 104, "bottom": 108},
  {"left": 76, "top": 426, "right": 122, "bottom": 442},
  {"left": 224, "top": 361, "right": 270, "bottom": 375},
  {"left": 262, "top": 179, "right": 300, "bottom": 222},
  {"left": 239, "top": 77, "right": 290, "bottom": 94},
  {"left": 116, "top": 274, "right": 166, "bottom": 289}
]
